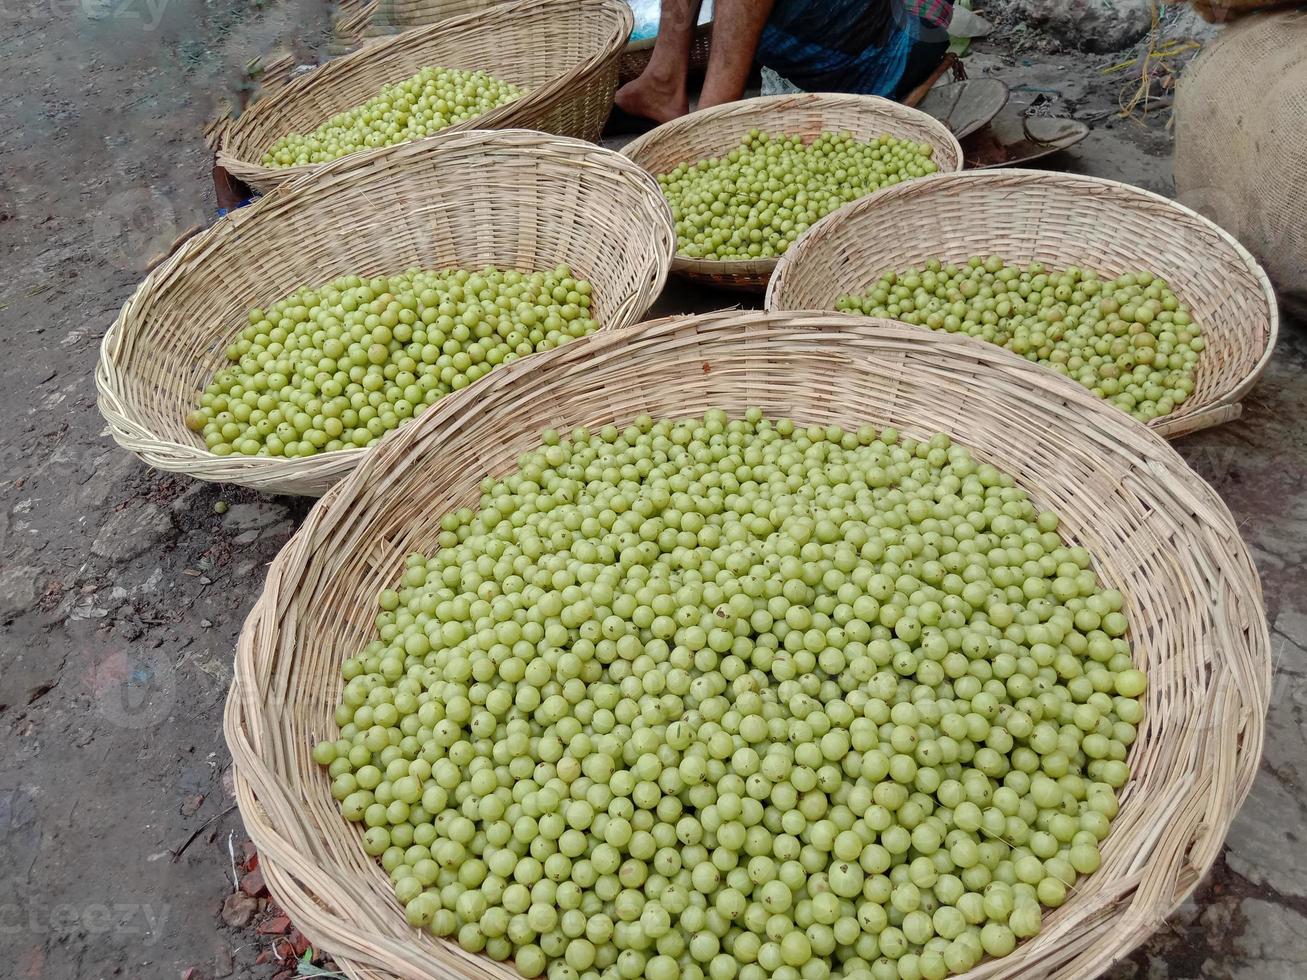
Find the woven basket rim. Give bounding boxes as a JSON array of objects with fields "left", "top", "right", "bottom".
[
  {"left": 216, "top": 0, "right": 633, "bottom": 190},
  {"left": 96, "top": 128, "right": 676, "bottom": 496},
  {"left": 765, "top": 167, "right": 1281, "bottom": 439},
  {"left": 225, "top": 308, "right": 1270, "bottom": 980},
  {"left": 623, "top": 17, "right": 713, "bottom": 53},
  {"left": 348, "top": 0, "right": 523, "bottom": 33},
  {"left": 619, "top": 92, "right": 966, "bottom": 277}
]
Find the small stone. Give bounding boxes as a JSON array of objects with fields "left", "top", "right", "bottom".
[
  {"left": 220, "top": 892, "right": 258, "bottom": 928},
  {"left": 179, "top": 793, "right": 205, "bottom": 817},
  {"left": 168, "top": 482, "right": 206, "bottom": 516},
  {"left": 76, "top": 453, "right": 139, "bottom": 509},
  {"left": 113, "top": 620, "right": 143, "bottom": 641},
  {"left": 257, "top": 914, "right": 291, "bottom": 935},
  {"left": 91, "top": 503, "right": 177, "bottom": 561},
  {"left": 1225, "top": 771, "right": 1307, "bottom": 897},
  {"left": 231, "top": 530, "right": 259, "bottom": 546},
  {"left": 239, "top": 868, "right": 267, "bottom": 898},
  {"left": 1273, "top": 602, "right": 1307, "bottom": 653},
  {"left": 287, "top": 928, "right": 310, "bottom": 956},
  {"left": 222, "top": 502, "right": 288, "bottom": 531},
  {"left": 1233, "top": 899, "right": 1307, "bottom": 979},
  {"left": 1172, "top": 896, "right": 1202, "bottom": 927},
  {"left": 260, "top": 520, "right": 296, "bottom": 540},
  {"left": 212, "top": 947, "right": 234, "bottom": 978},
  {"left": 1163, "top": 4, "right": 1219, "bottom": 43},
  {"left": 0, "top": 564, "right": 40, "bottom": 620},
  {"left": 1008, "top": 0, "right": 1153, "bottom": 53},
  {"left": 1201, "top": 898, "right": 1237, "bottom": 933}
]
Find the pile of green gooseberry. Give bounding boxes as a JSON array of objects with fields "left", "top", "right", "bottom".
[
  {"left": 658, "top": 131, "right": 939, "bottom": 261},
  {"left": 187, "top": 266, "right": 595, "bottom": 459},
  {"left": 315, "top": 411, "right": 1147, "bottom": 980},
  {"left": 837, "top": 257, "right": 1205, "bottom": 423},
  {"left": 261, "top": 66, "right": 523, "bottom": 167}
]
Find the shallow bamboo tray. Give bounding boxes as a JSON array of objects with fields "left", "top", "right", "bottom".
[
  {"left": 97, "top": 130, "right": 675, "bottom": 497},
  {"left": 225, "top": 309, "right": 1269, "bottom": 980},
  {"left": 217, "top": 0, "right": 632, "bottom": 192},
  {"left": 620, "top": 93, "right": 964, "bottom": 292},
  {"left": 766, "top": 169, "right": 1279, "bottom": 439}
]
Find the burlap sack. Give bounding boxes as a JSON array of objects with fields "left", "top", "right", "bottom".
[{"left": 1174, "top": 10, "right": 1307, "bottom": 306}]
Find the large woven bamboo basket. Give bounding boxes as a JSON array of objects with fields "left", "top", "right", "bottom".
[
  {"left": 216, "top": 0, "right": 632, "bottom": 193},
  {"left": 620, "top": 94, "right": 964, "bottom": 292},
  {"left": 96, "top": 130, "right": 675, "bottom": 497},
  {"left": 333, "top": 0, "right": 511, "bottom": 48},
  {"left": 766, "top": 169, "right": 1279, "bottom": 439},
  {"left": 225, "top": 309, "right": 1269, "bottom": 980},
  {"left": 332, "top": 0, "right": 709, "bottom": 82}
]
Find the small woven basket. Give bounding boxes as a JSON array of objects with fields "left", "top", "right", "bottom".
[
  {"left": 618, "top": 23, "right": 712, "bottom": 84},
  {"left": 620, "top": 93, "right": 964, "bottom": 292},
  {"left": 217, "top": 0, "right": 632, "bottom": 193},
  {"left": 226, "top": 309, "right": 1269, "bottom": 980},
  {"left": 765, "top": 169, "right": 1279, "bottom": 439},
  {"left": 97, "top": 130, "right": 675, "bottom": 497}
]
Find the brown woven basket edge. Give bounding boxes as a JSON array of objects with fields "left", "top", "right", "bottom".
[
  {"left": 619, "top": 93, "right": 965, "bottom": 279},
  {"left": 763, "top": 168, "right": 1281, "bottom": 440},
  {"left": 619, "top": 92, "right": 965, "bottom": 170},
  {"left": 217, "top": 0, "right": 634, "bottom": 190},
  {"left": 223, "top": 309, "right": 1272, "bottom": 980},
  {"left": 99, "top": 129, "right": 674, "bottom": 496}
]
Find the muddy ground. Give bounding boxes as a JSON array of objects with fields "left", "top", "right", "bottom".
[{"left": 0, "top": 2, "right": 1304, "bottom": 978}]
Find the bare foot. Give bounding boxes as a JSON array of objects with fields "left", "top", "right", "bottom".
[{"left": 615, "top": 70, "right": 688, "bottom": 125}]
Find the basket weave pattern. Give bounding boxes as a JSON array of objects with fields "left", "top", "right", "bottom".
[
  {"left": 618, "top": 24, "right": 712, "bottom": 83},
  {"left": 620, "top": 94, "right": 964, "bottom": 292},
  {"left": 334, "top": 0, "right": 514, "bottom": 47},
  {"left": 97, "top": 130, "right": 675, "bottom": 497},
  {"left": 218, "top": 0, "right": 632, "bottom": 192},
  {"left": 766, "top": 169, "right": 1279, "bottom": 439},
  {"left": 226, "top": 311, "right": 1269, "bottom": 980}
]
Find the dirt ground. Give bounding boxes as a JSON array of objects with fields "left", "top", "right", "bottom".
[{"left": 0, "top": 2, "right": 1304, "bottom": 978}]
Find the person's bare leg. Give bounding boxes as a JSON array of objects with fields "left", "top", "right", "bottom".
[
  {"left": 697, "top": 0, "right": 776, "bottom": 109},
  {"left": 615, "top": 0, "right": 702, "bottom": 124}
]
